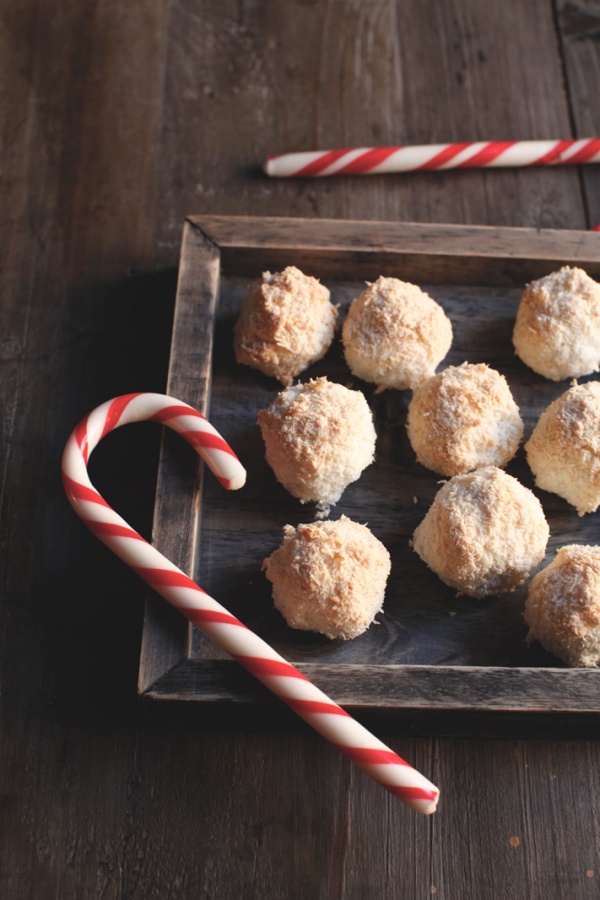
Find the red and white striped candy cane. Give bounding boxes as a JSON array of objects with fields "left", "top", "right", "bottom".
[
  {"left": 62, "top": 392, "right": 440, "bottom": 815},
  {"left": 264, "top": 138, "right": 600, "bottom": 178}
]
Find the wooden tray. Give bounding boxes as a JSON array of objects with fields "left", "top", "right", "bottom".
[{"left": 138, "top": 216, "right": 600, "bottom": 736}]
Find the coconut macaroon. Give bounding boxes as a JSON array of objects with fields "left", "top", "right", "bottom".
[
  {"left": 342, "top": 276, "right": 452, "bottom": 391},
  {"left": 513, "top": 266, "right": 600, "bottom": 381},
  {"left": 234, "top": 266, "right": 337, "bottom": 385},
  {"left": 263, "top": 517, "right": 392, "bottom": 640},
  {"left": 525, "top": 380, "right": 600, "bottom": 516},
  {"left": 524, "top": 545, "right": 600, "bottom": 667},
  {"left": 257, "top": 377, "right": 376, "bottom": 511},
  {"left": 412, "top": 467, "right": 549, "bottom": 599},
  {"left": 406, "top": 362, "right": 524, "bottom": 476}
]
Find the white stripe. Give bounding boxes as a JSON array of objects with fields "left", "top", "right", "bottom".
[
  {"left": 73, "top": 499, "right": 124, "bottom": 523},
  {"left": 200, "top": 446, "right": 245, "bottom": 485},
  {"left": 297, "top": 708, "right": 393, "bottom": 750},
  {"left": 193, "top": 620, "right": 290, "bottom": 660},
  {"left": 488, "top": 141, "right": 552, "bottom": 166},
  {"left": 558, "top": 138, "right": 590, "bottom": 162},
  {"left": 375, "top": 144, "right": 453, "bottom": 173},
  {"left": 101, "top": 535, "right": 182, "bottom": 571},
  {"left": 360, "top": 761, "right": 438, "bottom": 792},
  {"left": 168, "top": 587, "right": 231, "bottom": 614},
  {"left": 84, "top": 402, "right": 115, "bottom": 451},
  {"left": 260, "top": 674, "right": 336, "bottom": 702},
  {"left": 320, "top": 148, "right": 371, "bottom": 176},
  {"left": 264, "top": 151, "right": 324, "bottom": 177},
  {"left": 116, "top": 393, "right": 177, "bottom": 423},
  {"left": 439, "top": 141, "right": 488, "bottom": 169},
  {"left": 166, "top": 413, "right": 211, "bottom": 434},
  {"left": 62, "top": 438, "right": 90, "bottom": 484}
]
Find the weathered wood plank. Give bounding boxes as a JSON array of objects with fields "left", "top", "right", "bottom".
[
  {"left": 188, "top": 215, "right": 600, "bottom": 283},
  {"left": 0, "top": 1, "right": 173, "bottom": 897},
  {"left": 138, "top": 223, "right": 221, "bottom": 693},
  {"left": 190, "top": 216, "right": 600, "bottom": 261},
  {"left": 556, "top": 0, "right": 600, "bottom": 227}
]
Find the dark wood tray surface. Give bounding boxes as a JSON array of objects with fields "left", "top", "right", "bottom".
[{"left": 138, "top": 216, "right": 600, "bottom": 734}]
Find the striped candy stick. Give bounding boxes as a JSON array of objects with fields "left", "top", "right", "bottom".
[
  {"left": 62, "top": 392, "right": 440, "bottom": 815},
  {"left": 264, "top": 138, "right": 600, "bottom": 178}
]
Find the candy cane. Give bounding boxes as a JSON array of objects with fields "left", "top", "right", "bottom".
[
  {"left": 62, "top": 392, "right": 439, "bottom": 815},
  {"left": 264, "top": 138, "right": 600, "bottom": 178}
]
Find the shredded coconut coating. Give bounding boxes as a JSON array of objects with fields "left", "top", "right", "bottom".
[
  {"left": 525, "top": 380, "right": 600, "bottom": 515},
  {"left": 257, "top": 377, "right": 376, "bottom": 509},
  {"left": 412, "top": 466, "right": 549, "bottom": 599},
  {"left": 524, "top": 545, "right": 600, "bottom": 667},
  {"left": 263, "top": 516, "right": 392, "bottom": 640},
  {"left": 407, "top": 362, "right": 524, "bottom": 476},
  {"left": 513, "top": 266, "right": 600, "bottom": 381},
  {"left": 234, "top": 266, "right": 337, "bottom": 385},
  {"left": 342, "top": 276, "right": 453, "bottom": 390}
]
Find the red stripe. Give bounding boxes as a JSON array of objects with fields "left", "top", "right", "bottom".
[
  {"left": 295, "top": 149, "right": 353, "bottom": 177},
  {"left": 334, "top": 745, "right": 439, "bottom": 804},
  {"left": 62, "top": 473, "right": 111, "bottom": 508},
  {"left": 563, "top": 138, "right": 600, "bottom": 164},
  {"left": 285, "top": 698, "right": 352, "bottom": 718},
  {"left": 335, "top": 147, "right": 400, "bottom": 175},
  {"left": 334, "top": 745, "right": 411, "bottom": 767},
  {"left": 386, "top": 783, "right": 439, "bottom": 804},
  {"left": 74, "top": 415, "right": 91, "bottom": 464},
  {"left": 531, "top": 139, "right": 572, "bottom": 166},
  {"left": 87, "top": 521, "right": 144, "bottom": 541},
  {"left": 150, "top": 405, "right": 204, "bottom": 424},
  {"left": 182, "top": 430, "right": 239, "bottom": 459},
  {"left": 132, "top": 567, "right": 201, "bottom": 590},
  {"left": 416, "top": 142, "right": 471, "bottom": 170},
  {"left": 233, "top": 656, "right": 311, "bottom": 681},
  {"left": 455, "top": 140, "right": 516, "bottom": 168},
  {"left": 188, "top": 609, "right": 249, "bottom": 628},
  {"left": 100, "top": 394, "right": 142, "bottom": 441}
]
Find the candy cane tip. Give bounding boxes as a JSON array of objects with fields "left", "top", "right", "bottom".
[
  {"left": 263, "top": 157, "right": 276, "bottom": 176},
  {"left": 422, "top": 794, "right": 440, "bottom": 815},
  {"left": 405, "top": 787, "right": 440, "bottom": 815},
  {"left": 227, "top": 469, "right": 247, "bottom": 491}
]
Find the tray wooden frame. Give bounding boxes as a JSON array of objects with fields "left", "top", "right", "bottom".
[{"left": 138, "top": 215, "right": 600, "bottom": 735}]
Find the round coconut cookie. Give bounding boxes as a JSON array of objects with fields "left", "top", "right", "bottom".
[
  {"left": 406, "top": 362, "right": 524, "bottom": 476},
  {"left": 342, "top": 276, "right": 452, "bottom": 391},
  {"left": 257, "top": 377, "right": 376, "bottom": 511},
  {"left": 513, "top": 266, "right": 600, "bottom": 381},
  {"left": 412, "top": 467, "right": 549, "bottom": 599},
  {"left": 524, "top": 545, "right": 600, "bottom": 667},
  {"left": 525, "top": 380, "right": 600, "bottom": 516},
  {"left": 263, "top": 516, "right": 392, "bottom": 640},
  {"left": 234, "top": 266, "right": 337, "bottom": 385}
]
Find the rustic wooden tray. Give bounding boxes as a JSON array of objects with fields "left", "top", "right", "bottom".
[{"left": 138, "top": 215, "right": 600, "bottom": 735}]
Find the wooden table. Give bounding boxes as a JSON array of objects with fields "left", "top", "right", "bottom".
[{"left": 2, "top": 2, "right": 600, "bottom": 897}]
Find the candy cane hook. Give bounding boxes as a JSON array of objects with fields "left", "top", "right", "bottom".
[{"left": 62, "top": 392, "right": 439, "bottom": 814}]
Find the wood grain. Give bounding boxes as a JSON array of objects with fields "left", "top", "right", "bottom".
[
  {"left": 557, "top": 0, "right": 600, "bottom": 227},
  {"left": 2, "top": 0, "right": 600, "bottom": 898},
  {"left": 0, "top": 2, "right": 173, "bottom": 897}
]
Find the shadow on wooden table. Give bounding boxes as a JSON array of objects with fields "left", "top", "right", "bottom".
[{"left": 46, "top": 269, "right": 177, "bottom": 725}]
